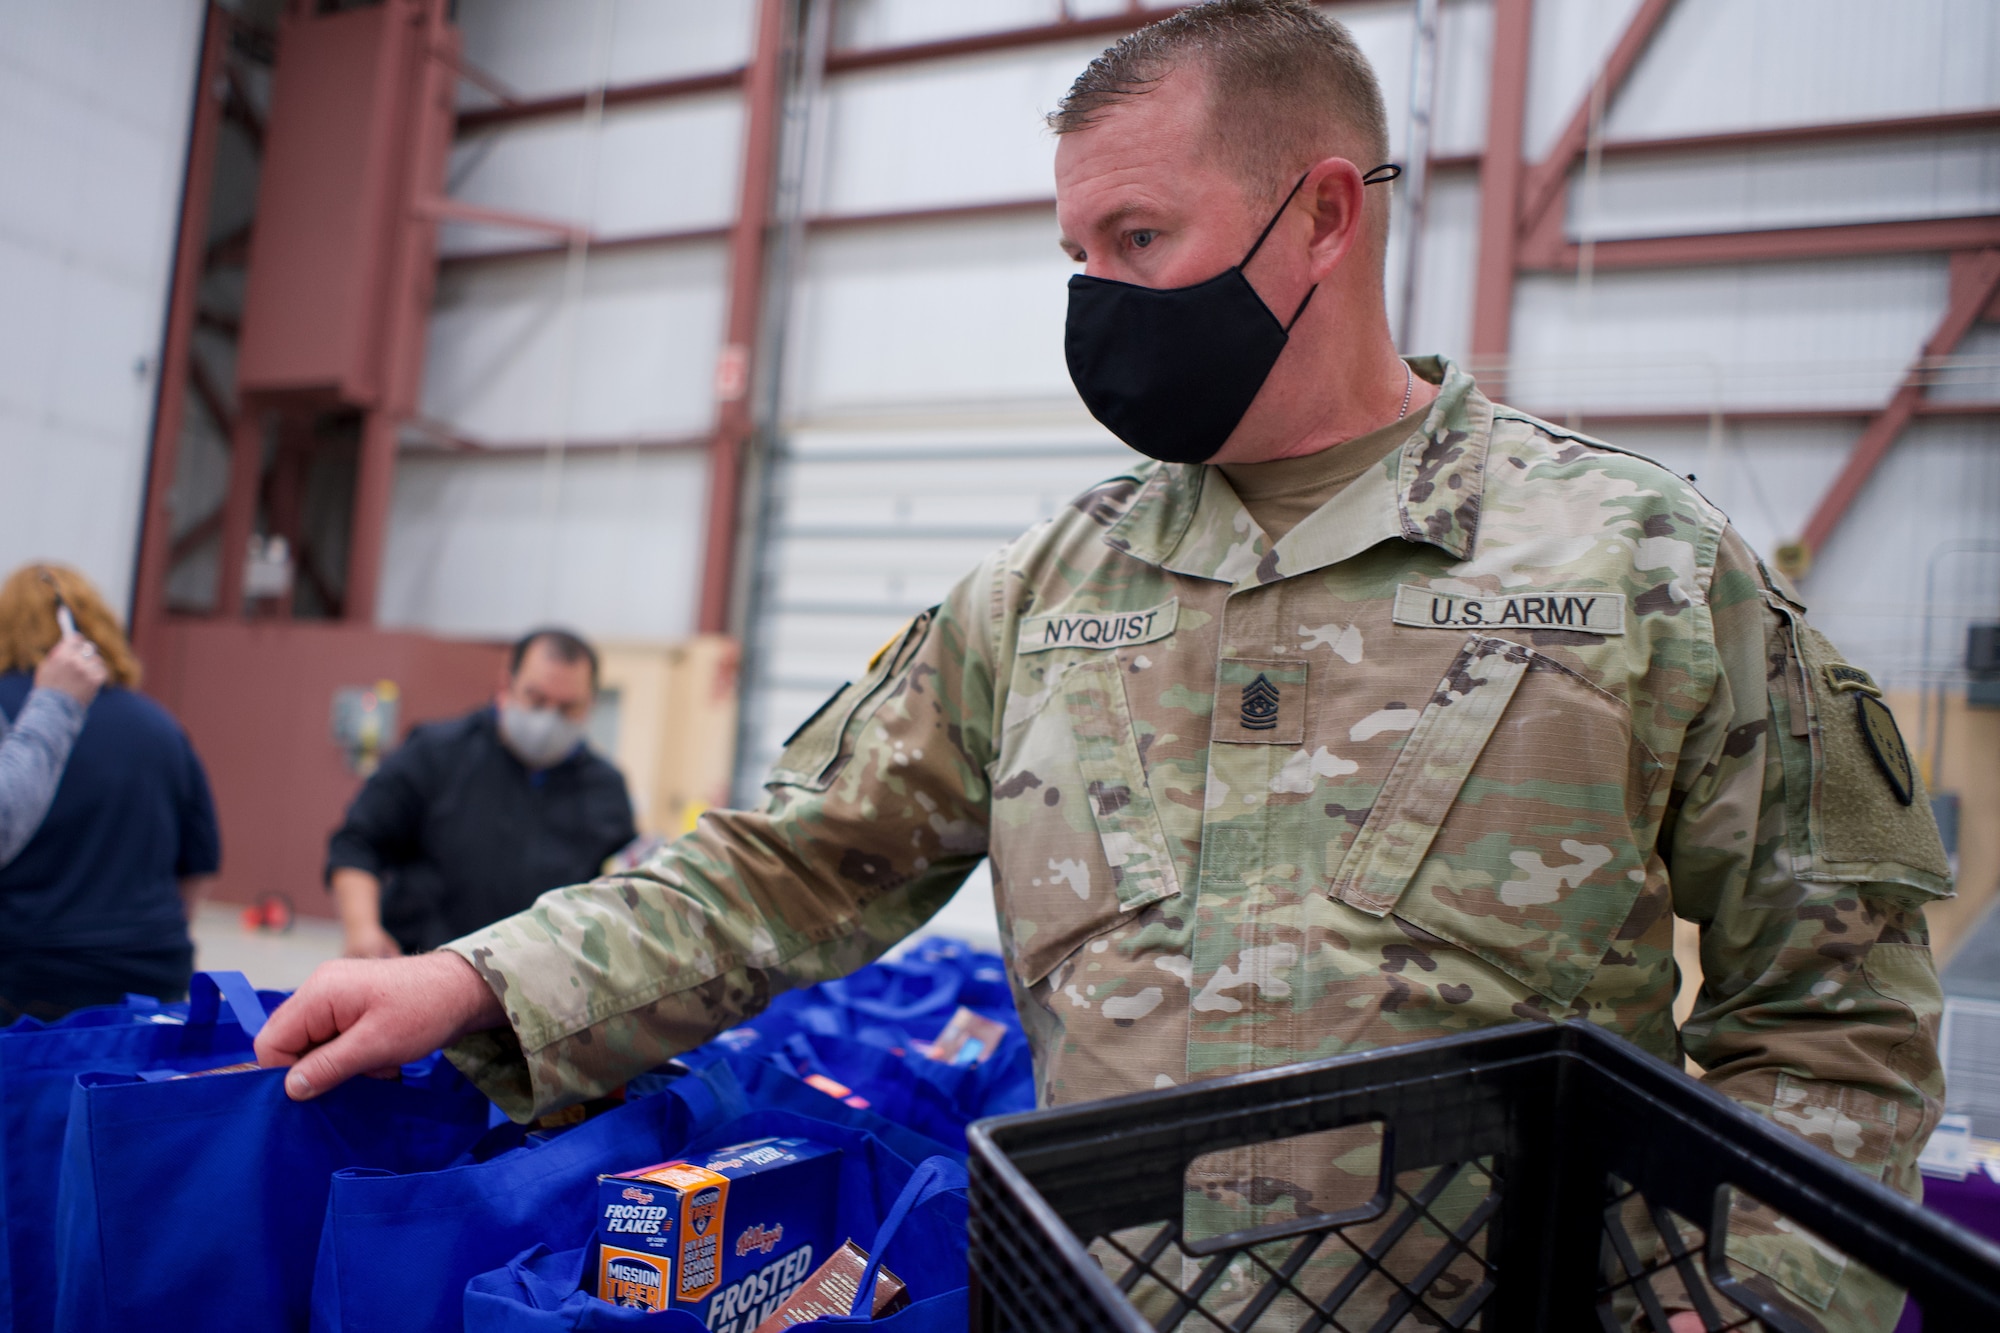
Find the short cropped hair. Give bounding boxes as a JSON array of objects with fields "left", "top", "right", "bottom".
[
  {"left": 510, "top": 627, "right": 599, "bottom": 689},
  {"left": 1049, "top": 0, "right": 1391, "bottom": 204}
]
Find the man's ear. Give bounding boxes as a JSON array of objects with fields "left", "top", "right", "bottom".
[{"left": 1302, "top": 157, "right": 1367, "bottom": 281}]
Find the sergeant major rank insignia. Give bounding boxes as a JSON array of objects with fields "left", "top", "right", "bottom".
[{"left": 1241, "top": 674, "right": 1281, "bottom": 730}]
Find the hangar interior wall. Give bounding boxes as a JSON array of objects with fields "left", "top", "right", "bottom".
[{"left": 305, "top": 0, "right": 2000, "bottom": 946}]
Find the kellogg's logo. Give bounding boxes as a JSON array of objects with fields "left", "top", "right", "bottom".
[
  {"left": 622, "top": 1187, "right": 656, "bottom": 1205},
  {"left": 735, "top": 1222, "right": 784, "bottom": 1257},
  {"left": 688, "top": 1186, "right": 722, "bottom": 1237}
]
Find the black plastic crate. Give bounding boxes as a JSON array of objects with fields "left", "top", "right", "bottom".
[{"left": 967, "top": 1021, "right": 2000, "bottom": 1331}]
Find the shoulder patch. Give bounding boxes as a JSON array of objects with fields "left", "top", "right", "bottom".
[
  {"left": 1855, "top": 694, "right": 1914, "bottom": 806},
  {"left": 1822, "top": 662, "right": 1881, "bottom": 698}
]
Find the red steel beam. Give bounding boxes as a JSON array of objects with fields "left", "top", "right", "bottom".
[
  {"left": 214, "top": 409, "right": 264, "bottom": 617},
  {"left": 345, "top": 0, "right": 459, "bottom": 624},
  {"left": 1469, "top": 0, "right": 1534, "bottom": 398},
  {"left": 436, "top": 222, "right": 731, "bottom": 268},
  {"left": 697, "top": 0, "right": 787, "bottom": 636},
  {"left": 1539, "top": 214, "right": 2000, "bottom": 272},
  {"left": 456, "top": 67, "right": 746, "bottom": 134},
  {"left": 188, "top": 352, "right": 236, "bottom": 437},
  {"left": 413, "top": 194, "right": 589, "bottom": 242},
  {"left": 1515, "top": 0, "right": 1680, "bottom": 246},
  {"left": 131, "top": 4, "right": 229, "bottom": 662},
  {"left": 401, "top": 416, "right": 709, "bottom": 456},
  {"left": 1429, "top": 106, "right": 2000, "bottom": 175},
  {"left": 1792, "top": 247, "right": 2000, "bottom": 568},
  {"left": 433, "top": 99, "right": 2000, "bottom": 268},
  {"left": 1514, "top": 401, "right": 2000, "bottom": 429},
  {"left": 823, "top": 11, "right": 1162, "bottom": 74},
  {"left": 450, "top": 4, "right": 1428, "bottom": 137},
  {"left": 1584, "top": 106, "right": 2000, "bottom": 161}
]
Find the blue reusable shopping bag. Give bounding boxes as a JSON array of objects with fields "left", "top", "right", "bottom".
[
  {"left": 462, "top": 1129, "right": 970, "bottom": 1333},
  {"left": 53, "top": 1047, "right": 491, "bottom": 1333},
  {"left": 690, "top": 939, "right": 1034, "bottom": 1136},
  {"left": 311, "top": 1053, "right": 960, "bottom": 1333},
  {"left": 0, "top": 973, "right": 280, "bottom": 1333}
]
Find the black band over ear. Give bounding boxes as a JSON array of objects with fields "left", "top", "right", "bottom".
[{"left": 1362, "top": 163, "right": 1403, "bottom": 185}]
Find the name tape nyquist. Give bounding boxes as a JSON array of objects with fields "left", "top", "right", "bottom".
[
  {"left": 1392, "top": 585, "right": 1625, "bottom": 636},
  {"left": 1018, "top": 598, "right": 1177, "bottom": 654}
]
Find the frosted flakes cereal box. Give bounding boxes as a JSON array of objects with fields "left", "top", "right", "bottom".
[{"left": 595, "top": 1136, "right": 839, "bottom": 1330}]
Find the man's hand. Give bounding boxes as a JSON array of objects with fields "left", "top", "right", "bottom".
[
  {"left": 253, "top": 952, "right": 506, "bottom": 1100},
  {"left": 34, "top": 634, "right": 106, "bottom": 706},
  {"left": 329, "top": 867, "right": 401, "bottom": 958}
]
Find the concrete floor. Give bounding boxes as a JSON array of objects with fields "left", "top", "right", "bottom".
[{"left": 190, "top": 901, "right": 343, "bottom": 991}]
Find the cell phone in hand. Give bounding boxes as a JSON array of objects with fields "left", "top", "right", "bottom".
[{"left": 56, "top": 605, "right": 78, "bottom": 638}]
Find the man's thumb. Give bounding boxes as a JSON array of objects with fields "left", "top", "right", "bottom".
[{"left": 284, "top": 1045, "right": 346, "bottom": 1101}]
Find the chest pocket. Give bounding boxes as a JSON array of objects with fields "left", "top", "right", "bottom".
[
  {"left": 991, "top": 657, "right": 1182, "bottom": 985},
  {"left": 1330, "top": 634, "right": 1662, "bottom": 1004}
]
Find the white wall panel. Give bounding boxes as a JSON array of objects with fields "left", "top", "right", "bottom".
[
  {"left": 444, "top": 95, "right": 743, "bottom": 255},
  {"left": 456, "top": 0, "right": 755, "bottom": 101},
  {"left": 380, "top": 447, "right": 707, "bottom": 641},
  {"left": 786, "top": 214, "right": 1079, "bottom": 420},
  {"left": 1573, "top": 135, "right": 2000, "bottom": 242},
  {"left": 0, "top": 0, "right": 204, "bottom": 612},
  {"left": 1403, "top": 174, "right": 1481, "bottom": 360},
  {"left": 1609, "top": 0, "right": 2000, "bottom": 141},
  {"left": 813, "top": 42, "right": 1103, "bottom": 217},
  {"left": 1433, "top": 0, "right": 1495, "bottom": 159},
  {"left": 1798, "top": 420, "right": 2000, "bottom": 690},
  {"left": 1508, "top": 256, "right": 1949, "bottom": 413},
  {"left": 423, "top": 243, "right": 730, "bottom": 443},
  {"left": 740, "top": 429, "right": 1125, "bottom": 748}
]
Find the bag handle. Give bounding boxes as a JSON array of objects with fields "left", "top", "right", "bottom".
[
  {"left": 185, "top": 971, "right": 268, "bottom": 1037},
  {"left": 845, "top": 1156, "right": 969, "bottom": 1318},
  {"left": 821, "top": 961, "right": 961, "bottom": 1023}
]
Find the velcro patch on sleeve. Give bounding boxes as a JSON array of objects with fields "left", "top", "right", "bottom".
[
  {"left": 1392, "top": 586, "right": 1625, "bottom": 635},
  {"left": 1018, "top": 598, "right": 1177, "bottom": 654}
]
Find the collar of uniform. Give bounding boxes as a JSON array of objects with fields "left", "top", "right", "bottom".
[{"left": 1102, "top": 355, "right": 1491, "bottom": 585}]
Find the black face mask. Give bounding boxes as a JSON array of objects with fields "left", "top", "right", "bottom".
[{"left": 1064, "top": 163, "right": 1402, "bottom": 464}]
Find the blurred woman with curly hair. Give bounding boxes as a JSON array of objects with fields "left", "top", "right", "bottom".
[{"left": 0, "top": 564, "right": 219, "bottom": 1022}]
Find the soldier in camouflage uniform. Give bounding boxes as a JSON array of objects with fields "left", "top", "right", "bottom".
[{"left": 258, "top": 3, "right": 1948, "bottom": 1329}]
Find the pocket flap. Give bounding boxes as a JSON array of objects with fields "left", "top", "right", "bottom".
[
  {"left": 1331, "top": 635, "right": 1532, "bottom": 915},
  {"left": 1063, "top": 660, "right": 1183, "bottom": 913}
]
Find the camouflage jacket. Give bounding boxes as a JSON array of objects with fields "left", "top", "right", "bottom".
[{"left": 446, "top": 358, "right": 1950, "bottom": 1325}]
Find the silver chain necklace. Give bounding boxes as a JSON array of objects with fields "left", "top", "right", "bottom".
[{"left": 1398, "top": 362, "right": 1414, "bottom": 419}]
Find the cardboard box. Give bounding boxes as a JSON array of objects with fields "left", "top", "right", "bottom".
[{"left": 595, "top": 1136, "right": 839, "bottom": 1331}]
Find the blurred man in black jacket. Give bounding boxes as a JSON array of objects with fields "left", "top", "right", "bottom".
[{"left": 325, "top": 629, "right": 635, "bottom": 956}]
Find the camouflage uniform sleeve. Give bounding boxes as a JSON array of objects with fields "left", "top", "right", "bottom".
[
  {"left": 1667, "top": 525, "right": 1951, "bottom": 1323},
  {"left": 440, "top": 558, "right": 1003, "bottom": 1121}
]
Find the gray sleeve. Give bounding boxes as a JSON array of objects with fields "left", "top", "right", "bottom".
[{"left": 0, "top": 689, "right": 87, "bottom": 869}]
